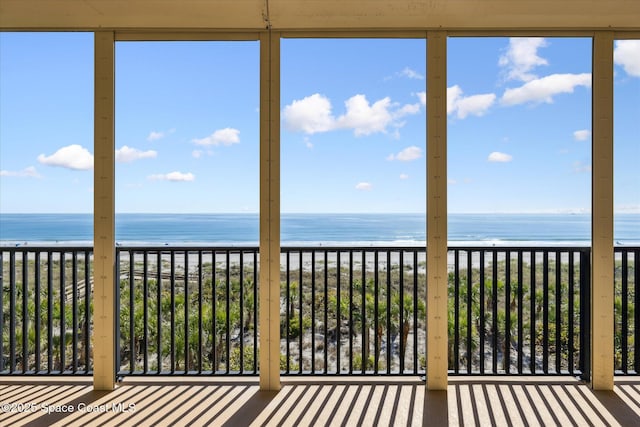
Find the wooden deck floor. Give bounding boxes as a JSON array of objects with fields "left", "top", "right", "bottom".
[{"left": 1, "top": 376, "right": 638, "bottom": 426}]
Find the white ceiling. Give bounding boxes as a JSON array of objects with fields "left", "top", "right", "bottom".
[{"left": 1, "top": 0, "right": 639, "bottom": 32}]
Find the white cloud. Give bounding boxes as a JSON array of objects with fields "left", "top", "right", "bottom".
[
  {"left": 37, "top": 144, "right": 93, "bottom": 170},
  {"left": 573, "top": 129, "right": 591, "bottom": 141},
  {"left": 447, "top": 86, "right": 463, "bottom": 114},
  {"left": 394, "top": 102, "right": 421, "bottom": 117},
  {"left": 488, "top": 152, "right": 513, "bottom": 162},
  {"left": 399, "top": 67, "right": 424, "bottom": 80},
  {"left": 448, "top": 179, "right": 457, "bottom": 185},
  {"left": 614, "top": 40, "right": 640, "bottom": 77},
  {"left": 0, "top": 166, "right": 41, "bottom": 178},
  {"left": 336, "top": 95, "right": 394, "bottom": 136},
  {"left": 148, "top": 171, "right": 195, "bottom": 182},
  {"left": 499, "top": 38, "right": 548, "bottom": 82},
  {"left": 192, "top": 150, "right": 203, "bottom": 158},
  {"left": 416, "top": 91, "right": 426, "bottom": 106},
  {"left": 399, "top": 173, "right": 409, "bottom": 180},
  {"left": 192, "top": 128, "right": 240, "bottom": 146},
  {"left": 115, "top": 146, "right": 157, "bottom": 163},
  {"left": 355, "top": 182, "right": 373, "bottom": 191},
  {"left": 282, "top": 94, "right": 336, "bottom": 134},
  {"left": 147, "top": 131, "right": 165, "bottom": 141},
  {"left": 388, "top": 146, "right": 422, "bottom": 162},
  {"left": 455, "top": 93, "right": 497, "bottom": 119},
  {"left": 500, "top": 73, "right": 591, "bottom": 106},
  {"left": 447, "top": 85, "right": 496, "bottom": 119},
  {"left": 282, "top": 93, "right": 420, "bottom": 136},
  {"left": 147, "top": 128, "right": 175, "bottom": 141},
  {"left": 304, "top": 137, "right": 313, "bottom": 149}
]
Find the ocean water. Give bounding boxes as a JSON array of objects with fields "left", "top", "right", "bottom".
[{"left": 0, "top": 213, "right": 638, "bottom": 246}]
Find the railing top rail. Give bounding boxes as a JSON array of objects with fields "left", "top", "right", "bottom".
[
  {"left": 1, "top": 244, "right": 637, "bottom": 252},
  {"left": 114, "top": 245, "right": 260, "bottom": 252},
  {"left": 0, "top": 245, "right": 94, "bottom": 252},
  {"left": 614, "top": 246, "right": 640, "bottom": 253},
  {"left": 447, "top": 245, "right": 593, "bottom": 252}
]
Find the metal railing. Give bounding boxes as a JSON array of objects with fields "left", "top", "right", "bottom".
[
  {"left": 448, "top": 247, "right": 590, "bottom": 377},
  {"left": 279, "top": 247, "right": 427, "bottom": 375},
  {"left": 0, "top": 247, "right": 93, "bottom": 375},
  {"left": 615, "top": 247, "right": 640, "bottom": 374},
  {"left": 1, "top": 245, "right": 638, "bottom": 377},
  {"left": 115, "top": 247, "right": 259, "bottom": 375}
]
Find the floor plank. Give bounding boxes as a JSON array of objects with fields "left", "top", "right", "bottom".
[{"left": 0, "top": 376, "right": 637, "bottom": 426}]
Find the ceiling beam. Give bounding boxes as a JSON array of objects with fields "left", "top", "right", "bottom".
[{"left": 1, "top": 0, "right": 639, "bottom": 31}]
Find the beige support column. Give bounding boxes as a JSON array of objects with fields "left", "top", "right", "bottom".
[
  {"left": 426, "top": 31, "right": 448, "bottom": 390},
  {"left": 259, "top": 30, "right": 281, "bottom": 391},
  {"left": 93, "top": 31, "right": 116, "bottom": 391},
  {"left": 591, "top": 32, "right": 615, "bottom": 391}
]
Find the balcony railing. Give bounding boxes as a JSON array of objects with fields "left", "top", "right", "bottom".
[
  {"left": 615, "top": 246, "right": 640, "bottom": 374},
  {"left": 1, "top": 245, "right": 638, "bottom": 377},
  {"left": 115, "top": 247, "right": 259, "bottom": 375},
  {"left": 0, "top": 247, "right": 92, "bottom": 374}
]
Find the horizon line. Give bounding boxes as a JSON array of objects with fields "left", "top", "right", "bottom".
[{"left": 2, "top": 211, "right": 639, "bottom": 215}]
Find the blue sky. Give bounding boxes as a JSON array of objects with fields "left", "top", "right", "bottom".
[{"left": 0, "top": 33, "right": 638, "bottom": 214}]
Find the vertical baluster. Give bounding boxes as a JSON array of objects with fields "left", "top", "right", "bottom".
[
  {"left": 253, "top": 250, "right": 258, "bottom": 374},
  {"left": 374, "top": 250, "right": 379, "bottom": 374},
  {"left": 386, "top": 251, "right": 391, "bottom": 374},
  {"left": 72, "top": 251, "right": 78, "bottom": 373},
  {"left": 454, "top": 249, "right": 460, "bottom": 374},
  {"left": 311, "top": 250, "right": 316, "bottom": 374},
  {"left": 198, "top": 250, "right": 203, "bottom": 374},
  {"left": 556, "top": 250, "right": 562, "bottom": 374},
  {"left": 543, "top": 251, "right": 549, "bottom": 374},
  {"left": 492, "top": 250, "right": 498, "bottom": 374},
  {"left": 227, "top": 250, "right": 235, "bottom": 373},
  {"left": 324, "top": 250, "right": 328, "bottom": 374},
  {"left": 9, "top": 250, "right": 17, "bottom": 373},
  {"left": 517, "top": 251, "right": 524, "bottom": 374},
  {"left": 185, "top": 251, "right": 190, "bottom": 373},
  {"left": 143, "top": 251, "right": 149, "bottom": 374},
  {"left": 170, "top": 250, "right": 175, "bottom": 373},
  {"left": 129, "top": 251, "right": 135, "bottom": 374},
  {"left": 84, "top": 250, "right": 91, "bottom": 374},
  {"left": 22, "top": 250, "right": 29, "bottom": 373},
  {"left": 505, "top": 250, "right": 511, "bottom": 374},
  {"left": 285, "top": 250, "right": 290, "bottom": 373},
  {"left": 240, "top": 250, "right": 245, "bottom": 374},
  {"left": 59, "top": 252, "right": 66, "bottom": 372},
  {"left": 337, "top": 251, "right": 342, "bottom": 374},
  {"left": 634, "top": 249, "right": 640, "bottom": 374},
  {"left": 621, "top": 250, "right": 628, "bottom": 373},
  {"left": 225, "top": 250, "right": 231, "bottom": 374},
  {"left": 298, "top": 250, "right": 303, "bottom": 374},
  {"left": 479, "top": 251, "right": 485, "bottom": 374},
  {"left": 399, "top": 250, "right": 404, "bottom": 374},
  {"left": 35, "top": 252, "right": 41, "bottom": 373},
  {"left": 212, "top": 250, "right": 217, "bottom": 373},
  {"left": 156, "top": 251, "right": 162, "bottom": 374},
  {"left": 115, "top": 249, "right": 121, "bottom": 376},
  {"left": 568, "top": 251, "right": 575, "bottom": 375},
  {"left": 467, "top": 250, "right": 473, "bottom": 373},
  {"left": 413, "top": 251, "right": 426, "bottom": 374},
  {"left": 349, "top": 250, "right": 354, "bottom": 374},
  {"left": 530, "top": 252, "right": 536, "bottom": 374},
  {"left": 47, "top": 251, "right": 53, "bottom": 373},
  {"left": 362, "top": 250, "right": 367, "bottom": 373}
]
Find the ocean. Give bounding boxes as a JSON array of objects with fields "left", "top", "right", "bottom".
[{"left": 0, "top": 213, "right": 638, "bottom": 246}]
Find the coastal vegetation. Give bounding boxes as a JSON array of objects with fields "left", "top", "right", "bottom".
[{"left": 0, "top": 248, "right": 637, "bottom": 375}]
